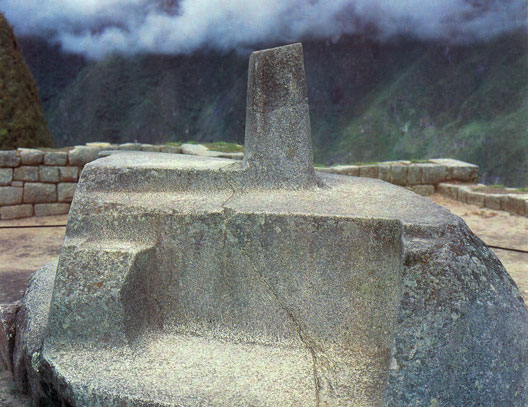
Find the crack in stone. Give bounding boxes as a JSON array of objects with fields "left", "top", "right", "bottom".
[{"left": 234, "top": 238, "right": 321, "bottom": 407}]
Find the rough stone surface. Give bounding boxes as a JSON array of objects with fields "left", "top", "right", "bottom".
[
  {"left": 34, "top": 203, "right": 70, "bottom": 217},
  {"left": 421, "top": 164, "right": 446, "bottom": 184},
  {"left": 0, "top": 187, "right": 22, "bottom": 205},
  {"left": 17, "top": 149, "right": 43, "bottom": 165},
  {"left": 0, "top": 204, "right": 33, "bottom": 220},
  {"left": 406, "top": 165, "right": 421, "bottom": 185},
  {"left": 484, "top": 194, "right": 504, "bottom": 210},
  {"left": 43, "top": 152, "right": 67, "bottom": 166},
  {"left": 0, "top": 302, "right": 19, "bottom": 372},
  {"left": 23, "top": 183, "right": 56, "bottom": 203},
  {"left": 38, "top": 166, "right": 60, "bottom": 183},
  {"left": 504, "top": 195, "right": 526, "bottom": 216},
  {"left": 140, "top": 144, "right": 162, "bottom": 152},
  {"left": 118, "top": 143, "right": 142, "bottom": 151},
  {"left": 405, "top": 185, "right": 435, "bottom": 196},
  {"left": 0, "top": 151, "right": 20, "bottom": 167},
  {"left": 467, "top": 190, "right": 486, "bottom": 207},
  {"left": 13, "top": 262, "right": 57, "bottom": 400},
  {"left": 359, "top": 165, "right": 378, "bottom": 178},
  {"left": 390, "top": 165, "right": 407, "bottom": 186},
  {"left": 378, "top": 165, "right": 391, "bottom": 182},
  {"left": 13, "top": 166, "right": 38, "bottom": 182},
  {"left": 243, "top": 43, "right": 317, "bottom": 188},
  {"left": 57, "top": 183, "right": 76, "bottom": 203},
  {"left": 316, "top": 165, "right": 359, "bottom": 176},
  {"left": 68, "top": 147, "right": 101, "bottom": 166},
  {"left": 10, "top": 181, "right": 23, "bottom": 187},
  {"left": 159, "top": 145, "right": 183, "bottom": 154},
  {"left": 0, "top": 168, "right": 13, "bottom": 185},
  {"left": 10, "top": 44, "right": 528, "bottom": 407},
  {"left": 181, "top": 143, "right": 216, "bottom": 156},
  {"left": 58, "top": 166, "right": 79, "bottom": 182}
]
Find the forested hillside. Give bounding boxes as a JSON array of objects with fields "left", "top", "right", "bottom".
[
  {"left": 19, "top": 32, "right": 528, "bottom": 186},
  {"left": 0, "top": 13, "right": 54, "bottom": 149}
]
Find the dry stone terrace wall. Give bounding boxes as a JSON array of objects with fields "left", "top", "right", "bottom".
[{"left": 0, "top": 143, "right": 480, "bottom": 220}]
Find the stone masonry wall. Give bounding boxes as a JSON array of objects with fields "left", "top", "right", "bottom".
[{"left": 0, "top": 142, "right": 479, "bottom": 220}]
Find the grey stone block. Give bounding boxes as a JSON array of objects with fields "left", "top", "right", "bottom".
[
  {"left": 159, "top": 145, "right": 182, "bottom": 154},
  {"left": 18, "top": 148, "right": 43, "bottom": 165},
  {"left": 58, "top": 183, "right": 77, "bottom": 203},
  {"left": 359, "top": 165, "right": 378, "bottom": 179},
  {"left": 23, "top": 183, "right": 56, "bottom": 203},
  {"left": 14, "top": 166, "right": 38, "bottom": 182},
  {"left": 59, "top": 166, "right": 79, "bottom": 182},
  {"left": 181, "top": 143, "right": 210, "bottom": 155},
  {"left": 457, "top": 186, "right": 470, "bottom": 203},
  {"left": 503, "top": 195, "right": 526, "bottom": 216},
  {"left": 438, "top": 183, "right": 458, "bottom": 200},
  {"left": 0, "top": 168, "right": 13, "bottom": 185},
  {"left": 34, "top": 203, "right": 70, "bottom": 217},
  {"left": 0, "top": 204, "right": 33, "bottom": 220},
  {"left": 390, "top": 165, "right": 407, "bottom": 186},
  {"left": 11, "top": 181, "right": 23, "bottom": 187},
  {"left": 466, "top": 190, "right": 485, "bottom": 207},
  {"left": 0, "top": 186, "right": 22, "bottom": 205},
  {"left": 44, "top": 152, "right": 68, "bottom": 166},
  {"left": 405, "top": 185, "right": 435, "bottom": 196},
  {"left": 118, "top": 143, "right": 142, "bottom": 151},
  {"left": 141, "top": 144, "right": 162, "bottom": 152},
  {"left": 484, "top": 194, "right": 504, "bottom": 211},
  {"left": 452, "top": 166, "right": 479, "bottom": 182},
  {"left": 0, "top": 151, "right": 20, "bottom": 167},
  {"left": 86, "top": 142, "right": 113, "bottom": 149},
  {"left": 0, "top": 302, "right": 19, "bottom": 371},
  {"left": 421, "top": 164, "right": 447, "bottom": 184},
  {"left": 407, "top": 165, "right": 422, "bottom": 185},
  {"left": 69, "top": 147, "right": 101, "bottom": 166},
  {"left": 319, "top": 165, "right": 360, "bottom": 176},
  {"left": 378, "top": 165, "right": 391, "bottom": 182},
  {"left": 39, "top": 166, "right": 60, "bottom": 183}
]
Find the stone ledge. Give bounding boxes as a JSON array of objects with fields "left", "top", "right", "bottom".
[{"left": 439, "top": 183, "right": 528, "bottom": 217}]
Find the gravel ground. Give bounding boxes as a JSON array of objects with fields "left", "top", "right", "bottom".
[{"left": 0, "top": 194, "right": 526, "bottom": 404}]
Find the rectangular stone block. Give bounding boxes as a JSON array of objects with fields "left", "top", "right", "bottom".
[
  {"left": 484, "top": 195, "right": 504, "bottom": 211},
  {"left": 407, "top": 166, "right": 422, "bottom": 185},
  {"left": 34, "top": 203, "right": 70, "bottom": 217},
  {"left": 18, "top": 148, "right": 43, "bottom": 165},
  {"left": 0, "top": 151, "right": 20, "bottom": 167},
  {"left": 160, "top": 145, "right": 183, "bottom": 154},
  {"left": 452, "top": 166, "right": 479, "bottom": 183},
  {"left": 0, "top": 204, "right": 33, "bottom": 220},
  {"left": 421, "top": 164, "right": 447, "bottom": 185},
  {"left": 58, "top": 183, "right": 77, "bottom": 203},
  {"left": 377, "top": 165, "right": 391, "bottom": 182},
  {"left": 10, "top": 181, "right": 23, "bottom": 187},
  {"left": 390, "top": 165, "right": 407, "bottom": 186},
  {"left": 141, "top": 144, "right": 162, "bottom": 152},
  {"left": 14, "top": 166, "right": 38, "bottom": 182},
  {"left": 39, "top": 166, "right": 60, "bottom": 183},
  {"left": 59, "top": 166, "right": 79, "bottom": 182},
  {"left": 23, "top": 183, "right": 56, "bottom": 203},
  {"left": 44, "top": 151, "right": 68, "bottom": 166},
  {"left": 359, "top": 165, "right": 379, "bottom": 179},
  {"left": 118, "top": 143, "right": 142, "bottom": 151},
  {"left": 503, "top": 195, "right": 526, "bottom": 216},
  {"left": 438, "top": 183, "right": 458, "bottom": 200},
  {"left": 466, "top": 191, "right": 485, "bottom": 207},
  {"left": 405, "top": 185, "right": 435, "bottom": 196},
  {"left": 457, "top": 187, "right": 470, "bottom": 203},
  {"left": 0, "top": 168, "right": 12, "bottom": 185},
  {"left": 69, "top": 147, "right": 101, "bottom": 166},
  {"left": 0, "top": 186, "right": 23, "bottom": 205}
]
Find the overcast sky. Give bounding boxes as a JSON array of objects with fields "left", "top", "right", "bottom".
[{"left": 1, "top": 0, "right": 526, "bottom": 59}]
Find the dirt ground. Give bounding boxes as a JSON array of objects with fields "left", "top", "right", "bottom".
[{"left": 0, "top": 194, "right": 526, "bottom": 405}]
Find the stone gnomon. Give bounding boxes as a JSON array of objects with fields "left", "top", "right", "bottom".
[{"left": 8, "top": 44, "right": 528, "bottom": 406}]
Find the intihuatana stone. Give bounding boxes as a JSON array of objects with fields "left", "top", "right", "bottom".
[{"left": 6, "top": 43, "right": 528, "bottom": 407}]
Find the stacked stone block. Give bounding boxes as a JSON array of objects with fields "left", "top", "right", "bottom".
[{"left": 0, "top": 143, "right": 492, "bottom": 220}]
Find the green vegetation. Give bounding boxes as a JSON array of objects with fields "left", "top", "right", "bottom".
[
  {"left": 0, "top": 13, "right": 54, "bottom": 149},
  {"left": 18, "top": 30, "right": 528, "bottom": 186}
]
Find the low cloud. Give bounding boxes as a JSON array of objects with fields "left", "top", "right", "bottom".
[{"left": 1, "top": 0, "right": 526, "bottom": 59}]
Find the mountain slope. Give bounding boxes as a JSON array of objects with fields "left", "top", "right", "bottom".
[
  {"left": 19, "top": 32, "right": 528, "bottom": 186},
  {"left": 0, "top": 13, "right": 54, "bottom": 149}
]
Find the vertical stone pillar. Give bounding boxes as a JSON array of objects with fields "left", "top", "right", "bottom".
[{"left": 243, "top": 43, "right": 317, "bottom": 188}]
